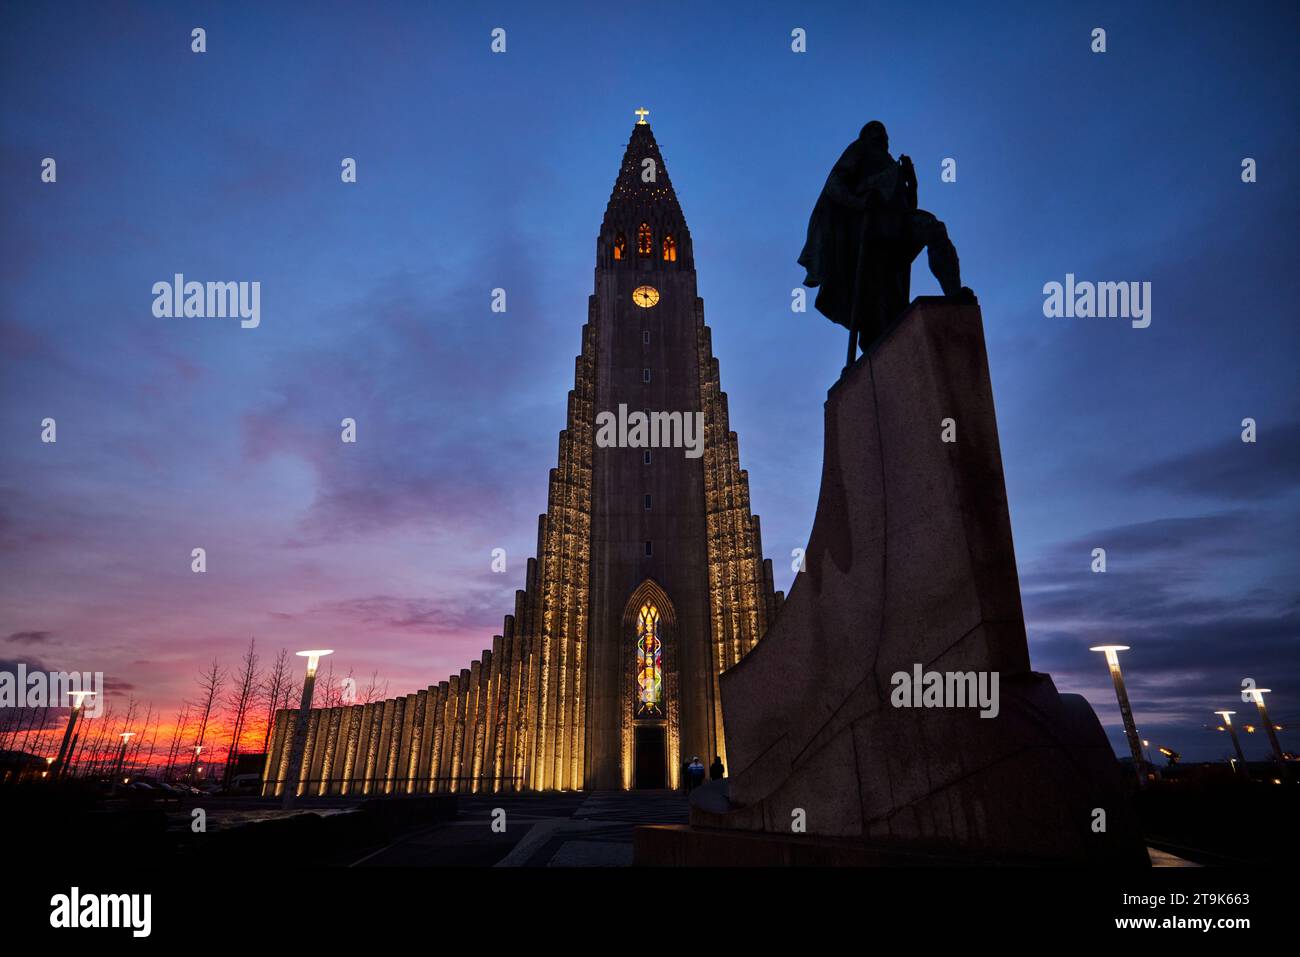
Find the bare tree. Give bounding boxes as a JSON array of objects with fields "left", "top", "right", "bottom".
[
  {"left": 74, "top": 702, "right": 114, "bottom": 778},
  {"left": 142, "top": 710, "right": 161, "bottom": 776},
  {"left": 259, "top": 648, "right": 291, "bottom": 752},
  {"left": 280, "top": 674, "right": 300, "bottom": 711},
  {"left": 0, "top": 704, "right": 23, "bottom": 752},
  {"left": 186, "top": 658, "right": 226, "bottom": 782},
  {"left": 163, "top": 705, "right": 191, "bottom": 781},
  {"left": 221, "top": 638, "right": 261, "bottom": 785},
  {"left": 317, "top": 658, "right": 339, "bottom": 709},
  {"left": 15, "top": 705, "right": 45, "bottom": 756},
  {"left": 89, "top": 702, "right": 128, "bottom": 779},
  {"left": 128, "top": 702, "right": 153, "bottom": 774},
  {"left": 360, "top": 670, "right": 388, "bottom": 704}
]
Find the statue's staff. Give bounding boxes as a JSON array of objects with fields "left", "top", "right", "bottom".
[{"left": 844, "top": 203, "right": 874, "bottom": 370}]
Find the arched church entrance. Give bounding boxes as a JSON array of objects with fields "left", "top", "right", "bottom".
[{"left": 622, "top": 580, "right": 679, "bottom": 790}]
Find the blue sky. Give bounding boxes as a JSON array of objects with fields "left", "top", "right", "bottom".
[{"left": 2, "top": 1, "right": 1297, "bottom": 761}]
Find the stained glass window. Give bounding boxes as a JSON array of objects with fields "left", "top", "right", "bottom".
[
  {"left": 637, "top": 222, "right": 652, "bottom": 257},
  {"left": 662, "top": 234, "right": 676, "bottom": 262},
  {"left": 635, "top": 602, "right": 663, "bottom": 717},
  {"left": 613, "top": 232, "right": 626, "bottom": 260}
]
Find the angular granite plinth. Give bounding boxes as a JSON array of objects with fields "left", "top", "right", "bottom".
[{"left": 643, "top": 298, "right": 1146, "bottom": 865}]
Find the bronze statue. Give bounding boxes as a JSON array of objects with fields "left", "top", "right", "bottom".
[{"left": 798, "top": 121, "right": 974, "bottom": 367}]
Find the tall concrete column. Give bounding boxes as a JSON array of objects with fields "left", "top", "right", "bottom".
[
  {"left": 282, "top": 650, "right": 332, "bottom": 808},
  {"left": 1091, "top": 645, "right": 1146, "bottom": 786}
]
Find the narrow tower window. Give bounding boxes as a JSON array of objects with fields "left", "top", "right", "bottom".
[
  {"left": 613, "top": 232, "right": 626, "bottom": 261},
  {"left": 643, "top": 368, "right": 651, "bottom": 383},
  {"left": 642, "top": 330, "right": 650, "bottom": 345},
  {"left": 662, "top": 234, "right": 677, "bottom": 262},
  {"left": 644, "top": 494, "right": 652, "bottom": 511},
  {"left": 644, "top": 540, "right": 653, "bottom": 557},
  {"left": 643, "top": 450, "right": 652, "bottom": 465},
  {"left": 635, "top": 602, "right": 663, "bottom": 717},
  {"left": 637, "top": 222, "right": 652, "bottom": 258}
]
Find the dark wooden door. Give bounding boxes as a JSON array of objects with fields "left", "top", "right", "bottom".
[{"left": 634, "top": 725, "right": 666, "bottom": 789}]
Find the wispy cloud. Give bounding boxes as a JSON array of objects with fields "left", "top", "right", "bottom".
[
  {"left": 1124, "top": 420, "right": 1300, "bottom": 501},
  {"left": 5, "top": 630, "right": 53, "bottom": 644}
]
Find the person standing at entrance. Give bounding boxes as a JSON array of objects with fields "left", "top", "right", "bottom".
[
  {"left": 709, "top": 756, "right": 724, "bottom": 781},
  {"left": 687, "top": 756, "right": 705, "bottom": 791}
]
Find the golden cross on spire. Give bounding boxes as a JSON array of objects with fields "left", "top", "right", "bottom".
[{"left": 634, "top": 107, "right": 649, "bottom": 125}]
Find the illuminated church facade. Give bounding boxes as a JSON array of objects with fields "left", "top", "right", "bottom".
[{"left": 263, "top": 117, "right": 780, "bottom": 795}]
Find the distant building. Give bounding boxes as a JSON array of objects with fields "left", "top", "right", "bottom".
[
  {"left": 0, "top": 749, "right": 50, "bottom": 784},
  {"left": 231, "top": 751, "right": 266, "bottom": 777}
]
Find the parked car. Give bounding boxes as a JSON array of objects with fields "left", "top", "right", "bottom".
[
  {"left": 124, "top": 780, "right": 180, "bottom": 805},
  {"left": 228, "top": 773, "right": 261, "bottom": 795}
]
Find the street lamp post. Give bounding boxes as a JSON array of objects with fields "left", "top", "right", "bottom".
[
  {"left": 1090, "top": 645, "right": 1147, "bottom": 786},
  {"left": 51, "top": 690, "right": 95, "bottom": 781},
  {"left": 1141, "top": 739, "right": 1158, "bottom": 781},
  {"left": 282, "top": 649, "right": 333, "bottom": 808},
  {"left": 111, "top": 731, "right": 135, "bottom": 795},
  {"left": 1244, "top": 688, "right": 1285, "bottom": 768},
  {"left": 1214, "top": 711, "right": 1249, "bottom": 778}
]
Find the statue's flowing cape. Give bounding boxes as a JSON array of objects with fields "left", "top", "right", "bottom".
[{"left": 797, "top": 139, "right": 897, "bottom": 330}]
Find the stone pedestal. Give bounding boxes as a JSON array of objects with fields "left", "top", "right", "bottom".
[{"left": 644, "top": 298, "right": 1146, "bottom": 865}]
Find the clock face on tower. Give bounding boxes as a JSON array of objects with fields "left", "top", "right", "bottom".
[{"left": 632, "top": 285, "right": 660, "bottom": 308}]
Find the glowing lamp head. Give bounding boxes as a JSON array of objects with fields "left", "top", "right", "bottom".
[
  {"left": 1247, "top": 687, "right": 1271, "bottom": 704},
  {"left": 1089, "top": 644, "right": 1130, "bottom": 667},
  {"left": 1214, "top": 710, "right": 1236, "bottom": 725},
  {"left": 296, "top": 649, "right": 335, "bottom": 676},
  {"left": 120, "top": 731, "right": 136, "bottom": 741},
  {"left": 67, "top": 690, "right": 96, "bottom": 709}
]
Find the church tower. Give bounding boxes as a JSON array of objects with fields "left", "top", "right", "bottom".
[
  {"left": 584, "top": 116, "right": 779, "bottom": 789},
  {"left": 262, "top": 116, "right": 781, "bottom": 798}
]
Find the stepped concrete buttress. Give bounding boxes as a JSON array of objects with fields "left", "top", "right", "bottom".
[{"left": 679, "top": 297, "right": 1147, "bottom": 865}]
